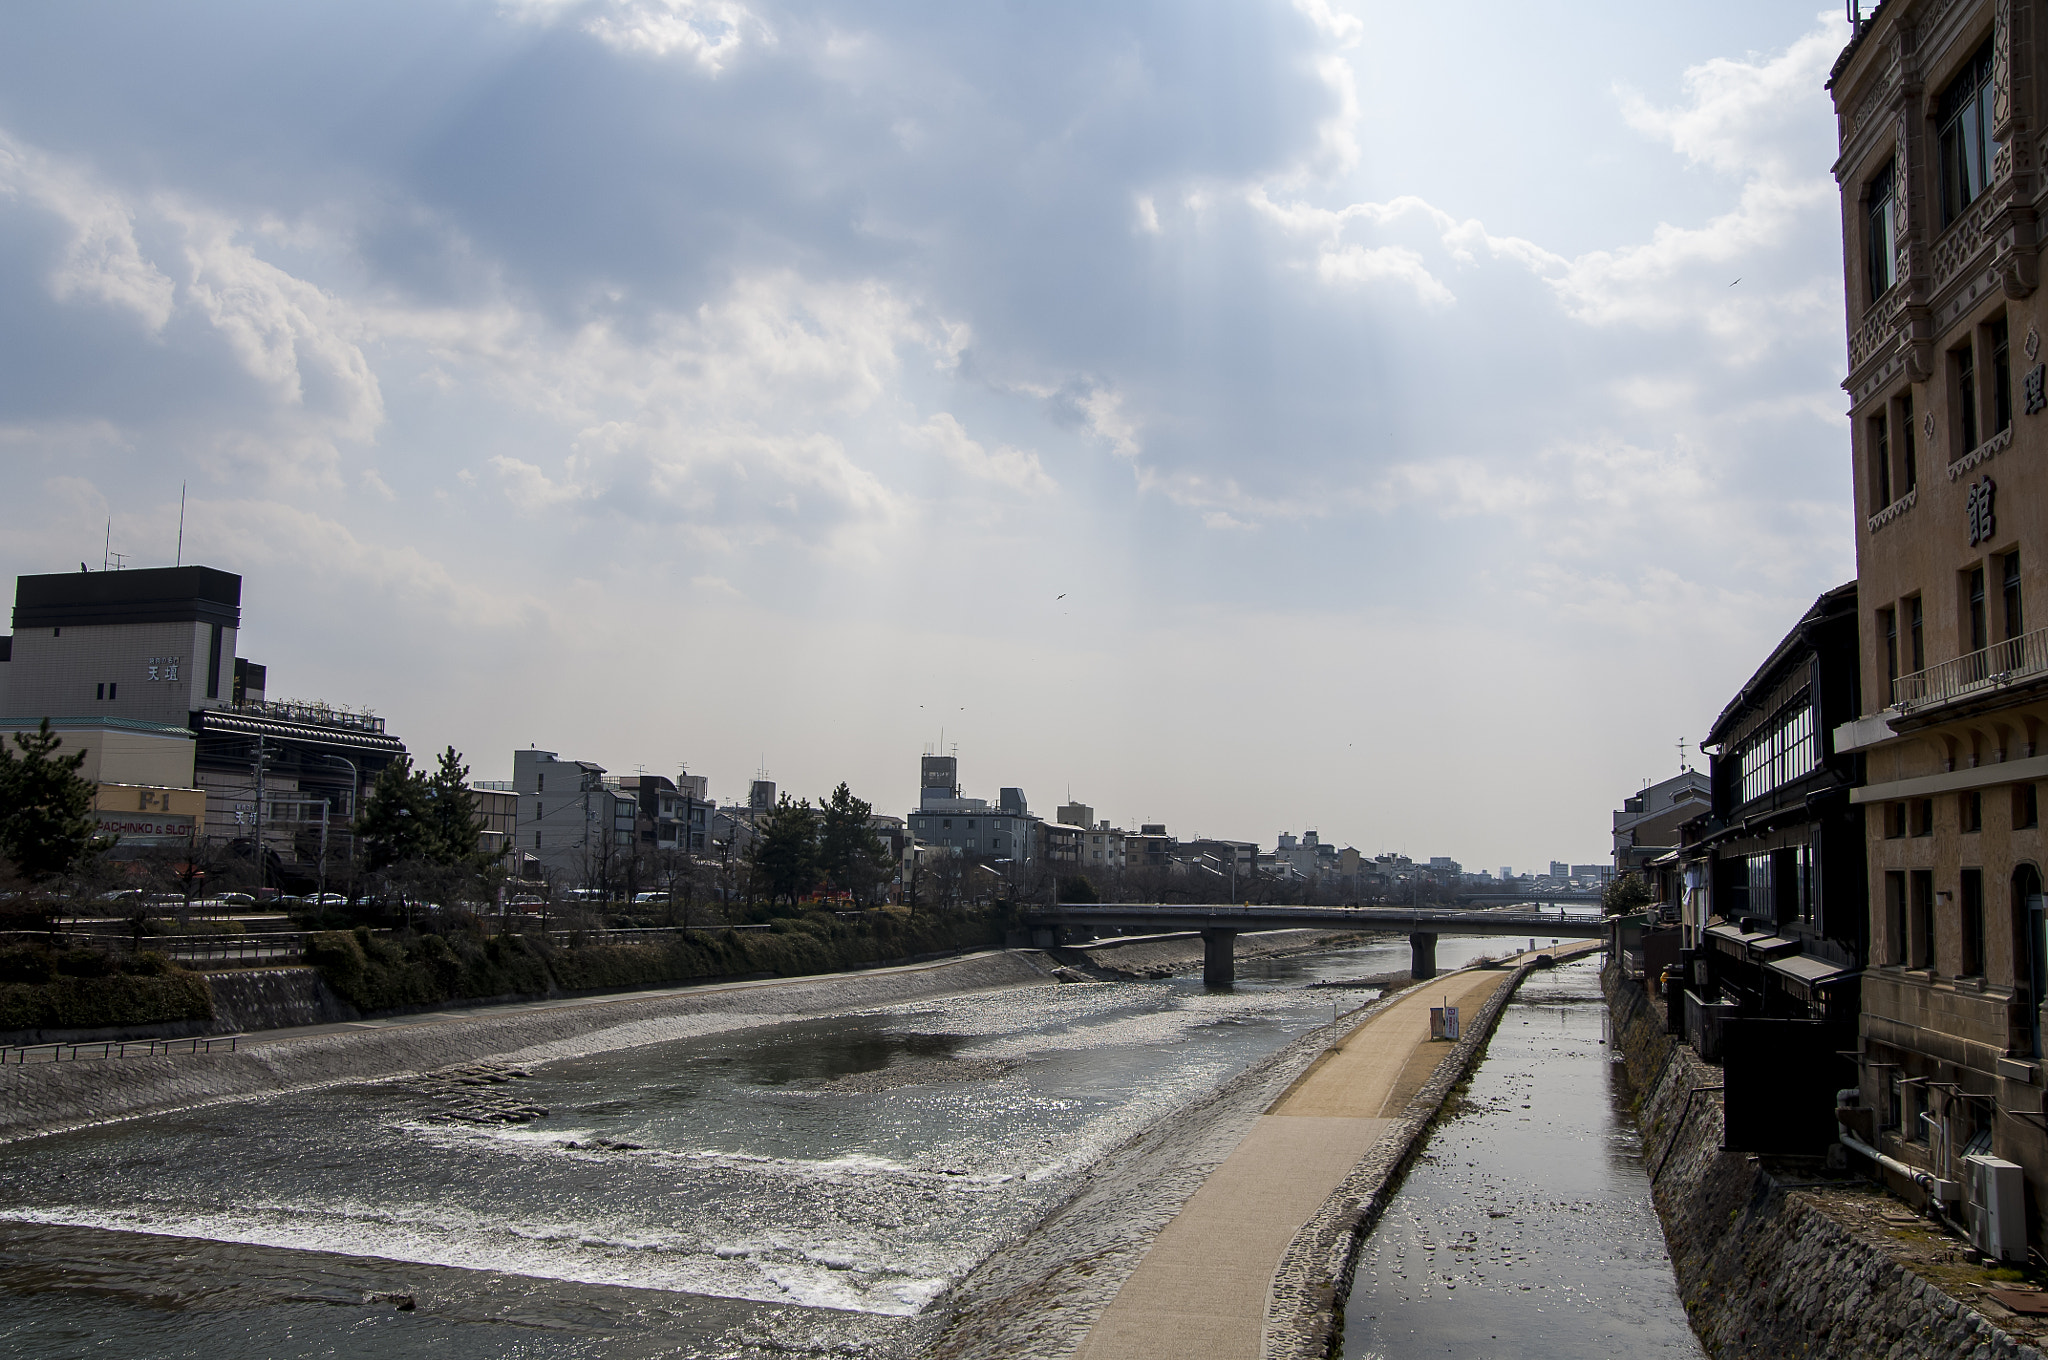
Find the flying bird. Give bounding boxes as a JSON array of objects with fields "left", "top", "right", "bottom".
[
  {"left": 1729, "top": 278, "right": 1741, "bottom": 286},
  {"left": 1057, "top": 593, "right": 1066, "bottom": 599}
]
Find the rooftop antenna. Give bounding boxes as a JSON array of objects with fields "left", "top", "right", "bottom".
[
  {"left": 176, "top": 482, "right": 186, "bottom": 567},
  {"left": 1677, "top": 738, "right": 1690, "bottom": 772},
  {"left": 103, "top": 519, "right": 111, "bottom": 570}
]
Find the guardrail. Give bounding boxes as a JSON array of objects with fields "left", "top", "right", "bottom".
[
  {"left": 1893, "top": 624, "right": 2048, "bottom": 711},
  {"left": 2, "top": 1035, "right": 240, "bottom": 1064}
]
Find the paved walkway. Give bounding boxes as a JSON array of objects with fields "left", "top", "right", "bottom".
[{"left": 1072, "top": 962, "right": 1525, "bottom": 1360}]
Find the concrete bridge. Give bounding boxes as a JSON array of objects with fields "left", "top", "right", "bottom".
[{"left": 1014, "top": 903, "right": 1605, "bottom": 984}]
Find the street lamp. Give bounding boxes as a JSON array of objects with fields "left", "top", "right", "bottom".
[{"left": 311, "top": 753, "right": 359, "bottom": 905}]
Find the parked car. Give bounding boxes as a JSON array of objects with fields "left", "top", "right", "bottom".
[{"left": 308, "top": 893, "right": 348, "bottom": 907}]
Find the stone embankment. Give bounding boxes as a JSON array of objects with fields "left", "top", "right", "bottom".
[
  {"left": 1606, "top": 966, "right": 2047, "bottom": 1360},
  {"left": 910, "top": 951, "right": 1553, "bottom": 1360},
  {"left": 0, "top": 950, "right": 1057, "bottom": 1145}
]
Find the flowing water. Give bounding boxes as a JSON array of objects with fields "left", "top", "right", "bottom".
[
  {"left": 1340, "top": 955, "right": 1702, "bottom": 1359},
  {"left": 0, "top": 932, "right": 1550, "bottom": 1360}
]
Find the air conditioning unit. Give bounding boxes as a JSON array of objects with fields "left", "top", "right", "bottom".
[{"left": 1966, "top": 1154, "right": 2026, "bottom": 1262}]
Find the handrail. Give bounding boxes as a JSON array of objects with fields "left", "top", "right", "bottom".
[{"left": 1893, "top": 625, "right": 2048, "bottom": 711}]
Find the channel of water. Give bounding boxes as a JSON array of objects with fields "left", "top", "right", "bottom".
[
  {"left": 1340, "top": 955, "right": 1702, "bottom": 1358},
  {"left": 0, "top": 927, "right": 1664, "bottom": 1359}
]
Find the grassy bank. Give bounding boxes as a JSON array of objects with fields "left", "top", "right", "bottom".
[
  {"left": 0, "top": 946, "right": 214, "bottom": 1031},
  {"left": 307, "top": 908, "right": 1007, "bottom": 1014}
]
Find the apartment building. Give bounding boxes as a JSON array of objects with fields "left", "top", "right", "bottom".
[{"left": 1831, "top": 0, "right": 2048, "bottom": 1230}]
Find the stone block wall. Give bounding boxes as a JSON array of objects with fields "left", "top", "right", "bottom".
[{"left": 1607, "top": 965, "right": 2042, "bottom": 1359}]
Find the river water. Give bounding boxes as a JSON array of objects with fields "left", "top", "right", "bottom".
[
  {"left": 1341, "top": 955, "right": 1702, "bottom": 1359},
  {"left": 0, "top": 929, "right": 1638, "bottom": 1360}
]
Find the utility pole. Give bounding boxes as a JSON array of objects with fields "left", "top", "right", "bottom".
[{"left": 253, "top": 733, "right": 267, "bottom": 895}]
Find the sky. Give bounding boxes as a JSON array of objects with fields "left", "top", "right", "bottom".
[{"left": 0, "top": 1, "right": 1859, "bottom": 871}]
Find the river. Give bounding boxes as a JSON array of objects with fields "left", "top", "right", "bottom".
[
  {"left": 0, "top": 929, "right": 1649, "bottom": 1359},
  {"left": 1340, "top": 955, "right": 1702, "bottom": 1359}
]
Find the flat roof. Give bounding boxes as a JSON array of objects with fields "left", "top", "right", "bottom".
[{"left": 14, "top": 566, "right": 241, "bottom": 630}]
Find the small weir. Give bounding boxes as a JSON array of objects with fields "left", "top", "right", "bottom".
[{"left": 1340, "top": 956, "right": 1701, "bottom": 1359}]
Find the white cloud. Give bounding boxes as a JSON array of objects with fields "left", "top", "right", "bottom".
[
  {"left": 0, "top": 132, "right": 174, "bottom": 330},
  {"left": 1314, "top": 242, "right": 1453, "bottom": 305},
  {"left": 913, "top": 413, "right": 1054, "bottom": 494},
  {"left": 1133, "top": 194, "right": 1161, "bottom": 236},
  {"left": 503, "top": 0, "right": 764, "bottom": 70}
]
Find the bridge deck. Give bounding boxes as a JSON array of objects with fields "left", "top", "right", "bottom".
[{"left": 1017, "top": 904, "right": 1605, "bottom": 939}]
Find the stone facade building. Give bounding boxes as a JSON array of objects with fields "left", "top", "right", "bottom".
[{"left": 1831, "top": 0, "right": 2048, "bottom": 1232}]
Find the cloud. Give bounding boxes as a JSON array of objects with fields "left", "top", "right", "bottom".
[
  {"left": 913, "top": 413, "right": 1054, "bottom": 494},
  {"left": 503, "top": 0, "right": 765, "bottom": 70},
  {"left": 0, "top": 131, "right": 174, "bottom": 330}
]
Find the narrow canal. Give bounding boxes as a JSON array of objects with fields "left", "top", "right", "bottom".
[{"left": 1341, "top": 955, "right": 1701, "bottom": 1359}]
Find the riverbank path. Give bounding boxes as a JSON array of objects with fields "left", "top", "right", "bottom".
[{"left": 1074, "top": 954, "right": 1546, "bottom": 1360}]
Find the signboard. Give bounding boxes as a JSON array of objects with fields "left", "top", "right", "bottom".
[
  {"left": 96, "top": 813, "right": 196, "bottom": 846},
  {"left": 1429, "top": 1005, "right": 1461, "bottom": 1041}
]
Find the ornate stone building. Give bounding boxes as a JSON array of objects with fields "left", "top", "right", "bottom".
[{"left": 1832, "top": 0, "right": 2048, "bottom": 1234}]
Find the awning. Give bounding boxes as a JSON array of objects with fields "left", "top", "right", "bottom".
[
  {"left": 1766, "top": 953, "right": 1856, "bottom": 999},
  {"left": 1702, "top": 921, "right": 1801, "bottom": 961}
]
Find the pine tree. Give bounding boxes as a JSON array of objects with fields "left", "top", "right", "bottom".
[
  {"left": 424, "top": 746, "right": 484, "bottom": 866},
  {"left": 749, "top": 794, "right": 820, "bottom": 906},
  {"left": 0, "top": 719, "right": 104, "bottom": 881},
  {"left": 818, "top": 782, "right": 889, "bottom": 904},
  {"left": 356, "top": 754, "right": 435, "bottom": 871}
]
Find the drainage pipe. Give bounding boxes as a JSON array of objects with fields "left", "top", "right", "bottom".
[{"left": 1838, "top": 1126, "right": 1939, "bottom": 1195}]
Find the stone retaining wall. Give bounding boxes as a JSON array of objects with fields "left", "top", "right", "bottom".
[
  {"left": 1605, "top": 965, "right": 2043, "bottom": 1360},
  {"left": 204, "top": 967, "right": 359, "bottom": 1033},
  {"left": 0, "top": 950, "right": 1055, "bottom": 1145}
]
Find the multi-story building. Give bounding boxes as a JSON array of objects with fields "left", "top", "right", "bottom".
[
  {"left": 1056, "top": 803, "right": 1126, "bottom": 876},
  {"left": 1612, "top": 770, "right": 1712, "bottom": 877},
  {"left": 1683, "top": 584, "right": 1867, "bottom": 1044},
  {"left": 1, "top": 565, "right": 406, "bottom": 886},
  {"left": 1830, "top": 0, "right": 2048, "bottom": 1232},
  {"left": 512, "top": 748, "right": 635, "bottom": 886},
  {"left": 905, "top": 754, "right": 1038, "bottom": 862}
]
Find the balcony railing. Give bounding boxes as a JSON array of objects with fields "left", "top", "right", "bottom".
[
  {"left": 229, "top": 698, "right": 387, "bottom": 733},
  {"left": 1893, "top": 626, "right": 2048, "bottom": 712}
]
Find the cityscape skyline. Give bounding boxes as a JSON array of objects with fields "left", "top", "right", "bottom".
[{"left": 0, "top": 2, "right": 1849, "bottom": 872}]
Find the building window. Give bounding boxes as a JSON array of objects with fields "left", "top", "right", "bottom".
[
  {"left": 1736, "top": 691, "right": 1817, "bottom": 804},
  {"left": 1881, "top": 606, "right": 1899, "bottom": 699},
  {"left": 2017, "top": 783, "right": 2041, "bottom": 830},
  {"left": 1867, "top": 161, "right": 1897, "bottom": 303},
  {"left": 1912, "top": 798, "right": 1935, "bottom": 837},
  {"left": 1939, "top": 40, "right": 1998, "bottom": 226},
  {"left": 1968, "top": 565, "right": 1989, "bottom": 654},
  {"left": 1911, "top": 869, "right": 1936, "bottom": 971},
  {"left": 1992, "top": 317, "right": 2013, "bottom": 434},
  {"left": 1885, "top": 802, "right": 1908, "bottom": 839},
  {"left": 2003, "top": 551, "right": 2024, "bottom": 640},
  {"left": 1870, "top": 412, "right": 1893, "bottom": 511},
  {"left": 1956, "top": 340, "right": 1980, "bottom": 452},
  {"left": 1885, "top": 871, "right": 1907, "bottom": 963},
  {"left": 535, "top": 832, "right": 542, "bottom": 848},
  {"left": 537, "top": 773, "right": 545, "bottom": 793},
  {"left": 1900, "top": 392, "right": 1918, "bottom": 492},
  {"left": 1962, "top": 868, "right": 1986, "bottom": 976},
  {"left": 1908, "top": 595, "right": 1925, "bottom": 672},
  {"left": 95, "top": 683, "right": 104, "bottom": 701},
  {"left": 1962, "top": 791, "right": 1983, "bottom": 833}
]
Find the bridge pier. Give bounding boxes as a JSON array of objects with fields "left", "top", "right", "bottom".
[
  {"left": 1409, "top": 931, "right": 1438, "bottom": 981},
  {"left": 1202, "top": 929, "right": 1237, "bottom": 986},
  {"left": 1030, "top": 926, "right": 1059, "bottom": 950}
]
